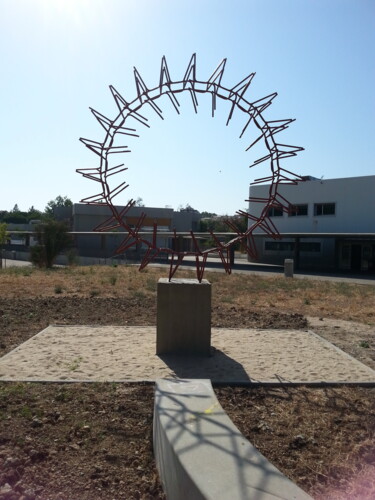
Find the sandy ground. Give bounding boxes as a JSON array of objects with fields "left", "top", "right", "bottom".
[{"left": 0, "top": 325, "right": 374, "bottom": 383}]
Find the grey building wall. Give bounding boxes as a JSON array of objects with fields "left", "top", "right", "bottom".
[
  {"left": 71, "top": 204, "right": 174, "bottom": 231},
  {"left": 172, "top": 210, "right": 201, "bottom": 232},
  {"left": 68, "top": 204, "right": 201, "bottom": 259}
]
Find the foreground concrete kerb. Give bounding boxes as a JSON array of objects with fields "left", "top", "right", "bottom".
[
  {"left": 157, "top": 278, "right": 211, "bottom": 355},
  {"left": 153, "top": 379, "right": 312, "bottom": 500}
]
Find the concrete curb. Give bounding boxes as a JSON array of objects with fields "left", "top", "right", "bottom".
[{"left": 153, "top": 378, "right": 312, "bottom": 500}]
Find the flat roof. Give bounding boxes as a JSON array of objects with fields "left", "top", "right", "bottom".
[{"left": 254, "top": 233, "right": 375, "bottom": 238}]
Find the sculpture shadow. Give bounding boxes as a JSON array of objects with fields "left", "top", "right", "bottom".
[
  {"left": 154, "top": 378, "right": 311, "bottom": 499},
  {"left": 158, "top": 346, "right": 251, "bottom": 383}
]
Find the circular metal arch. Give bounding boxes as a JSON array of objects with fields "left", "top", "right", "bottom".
[{"left": 78, "top": 54, "right": 304, "bottom": 281}]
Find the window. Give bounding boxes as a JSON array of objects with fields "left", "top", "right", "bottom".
[
  {"left": 267, "top": 206, "right": 283, "bottom": 217},
  {"left": 265, "top": 241, "right": 321, "bottom": 253},
  {"left": 314, "top": 203, "right": 335, "bottom": 216},
  {"left": 265, "top": 241, "right": 294, "bottom": 252},
  {"left": 289, "top": 204, "right": 308, "bottom": 216}
]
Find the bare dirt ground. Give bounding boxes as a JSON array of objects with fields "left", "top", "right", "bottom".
[{"left": 0, "top": 265, "right": 374, "bottom": 499}]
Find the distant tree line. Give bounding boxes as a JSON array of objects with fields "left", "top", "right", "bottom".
[
  {"left": 0, "top": 196, "right": 73, "bottom": 224},
  {"left": 0, "top": 196, "right": 73, "bottom": 268},
  {"left": 199, "top": 212, "right": 248, "bottom": 251},
  {"left": 200, "top": 213, "right": 248, "bottom": 233}
]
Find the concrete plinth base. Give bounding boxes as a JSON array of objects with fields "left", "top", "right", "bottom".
[{"left": 157, "top": 278, "right": 211, "bottom": 356}]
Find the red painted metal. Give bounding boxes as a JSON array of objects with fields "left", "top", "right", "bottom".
[{"left": 78, "top": 54, "right": 304, "bottom": 281}]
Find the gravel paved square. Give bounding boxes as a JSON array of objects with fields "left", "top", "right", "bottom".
[{"left": 0, "top": 325, "right": 374, "bottom": 383}]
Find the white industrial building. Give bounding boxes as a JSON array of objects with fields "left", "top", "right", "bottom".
[{"left": 248, "top": 175, "right": 375, "bottom": 273}]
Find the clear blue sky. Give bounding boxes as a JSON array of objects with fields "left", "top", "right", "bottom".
[{"left": 1, "top": 0, "right": 374, "bottom": 215}]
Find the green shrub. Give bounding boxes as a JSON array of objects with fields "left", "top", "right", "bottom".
[
  {"left": 66, "top": 249, "right": 79, "bottom": 266},
  {"left": 359, "top": 340, "right": 370, "bottom": 348},
  {"left": 30, "top": 221, "right": 72, "bottom": 268}
]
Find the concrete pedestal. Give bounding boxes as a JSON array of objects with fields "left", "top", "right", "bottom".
[{"left": 157, "top": 278, "right": 211, "bottom": 356}]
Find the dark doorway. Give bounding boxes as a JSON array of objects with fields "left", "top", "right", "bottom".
[{"left": 350, "top": 244, "right": 362, "bottom": 271}]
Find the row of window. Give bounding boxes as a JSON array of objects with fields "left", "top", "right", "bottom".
[
  {"left": 267, "top": 203, "right": 336, "bottom": 218},
  {"left": 265, "top": 241, "right": 321, "bottom": 252}
]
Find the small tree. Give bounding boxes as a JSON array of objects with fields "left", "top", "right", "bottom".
[
  {"left": 0, "top": 223, "right": 7, "bottom": 244},
  {"left": 44, "top": 196, "right": 73, "bottom": 218},
  {"left": 0, "top": 222, "right": 8, "bottom": 269},
  {"left": 30, "top": 221, "right": 72, "bottom": 268},
  {"left": 3, "top": 208, "right": 28, "bottom": 223},
  {"left": 135, "top": 197, "right": 145, "bottom": 207},
  {"left": 27, "top": 206, "right": 44, "bottom": 222}
]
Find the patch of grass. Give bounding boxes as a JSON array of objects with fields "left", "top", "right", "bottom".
[
  {"left": 131, "top": 290, "right": 147, "bottom": 300},
  {"left": 19, "top": 405, "right": 33, "bottom": 419},
  {"left": 145, "top": 277, "right": 156, "bottom": 292},
  {"left": 67, "top": 356, "right": 83, "bottom": 371},
  {"left": 89, "top": 289, "right": 100, "bottom": 297},
  {"left": 186, "top": 270, "right": 196, "bottom": 280},
  {"left": 358, "top": 285, "right": 375, "bottom": 299},
  {"left": 3, "top": 266, "right": 34, "bottom": 277},
  {"left": 359, "top": 340, "right": 370, "bottom": 348},
  {"left": 55, "top": 389, "right": 72, "bottom": 402},
  {"left": 246, "top": 280, "right": 271, "bottom": 293},
  {"left": 0, "top": 383, "right": 26, "bottom": 397},
  {"left": 272, "top": 278, "right": 301, "bottom": 291},
  {"left": 15, "top": 436, "right": 26, "bottom": 446},
  {"left": 88, "top": 381, "right": 107, "bottom": 393},
  {"left": 66, "top": 249, "right": 79, "bottom": 266},
  {"left": 108, "top": 274, "right": 117, "bottom": 286},
  {"left": 222, "top": 295, "right": 234, "bottom": 304},
  {"left": 304, "top": 298, "right": 311, "bottom": 305},
  {"left": 54, "top": 284, "right": 63, "bottom": 294},
  {"left": 333, "top": 282, "right": 354, "bottom": 297}
]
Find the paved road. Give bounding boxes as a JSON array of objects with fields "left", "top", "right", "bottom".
[{"left": 0, "top": 258, "right": 32, "bottom": 268}]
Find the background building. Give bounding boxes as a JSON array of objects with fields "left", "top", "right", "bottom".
[
  {"left": 1, "top": 203, "right": 202, "bottom": 264},
  {"left": 249, "top": 175, "right": 375, "bottom": 273},
  {"left": 65, "top": 203, "right": 201, "bottom": 260}
]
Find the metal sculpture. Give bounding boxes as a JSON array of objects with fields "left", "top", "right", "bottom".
[{"left": 78, "top": 54, "right": 304, "bottom": 281}]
